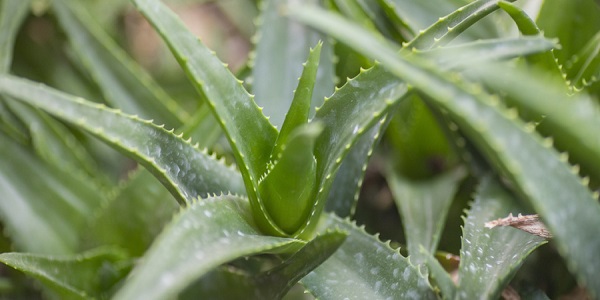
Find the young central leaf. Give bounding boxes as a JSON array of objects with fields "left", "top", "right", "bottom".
[{"left": 258, "top": 123, "right": 322, "bottom": 234}]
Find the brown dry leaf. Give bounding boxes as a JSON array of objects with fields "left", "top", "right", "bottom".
[{"left": 485, "top": 213, "right": 553, "bottom": 238}]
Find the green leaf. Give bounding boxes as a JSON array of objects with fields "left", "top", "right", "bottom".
[
  {"left": 0, "top": 247, "right": 129, "bottom": 299},
  {"left": 0, "top": 134, "right": 103, "bottom": 254},
  {"left": 416, "top": 36, "right": 559, "bottom": 70},
  {"left": 113, "top": 195, "right": 304, "bottom": 300},
  {"left": 496, "top": 1, "right": 563, "bottom": 77},
  {"left": 536, "top": 0, "right": 600, "bottom": 64},
  {"left": 379, "top": 0, "right": 466, "bottom": 35},
  {"left": 301, "top": 214, "right": 436, "bottom": 299},
  {"left": 291, "top": 8, "right": 600, "bottom": 296},
  {"left": 131, "top": 0, "right": 279, "bottom": 234},
  {"left": 259, "top": 123, "right": 323, "bottom": 234},
  {"left": 4, "top": 100, "right": 110, "bottom": 186},
  {"left": 272, "top": 42, "right": 322, "bottom": 159},
  {"left": 252, "top": 230, "right": 347, "bottom": 299},
  {"left": 252, "top": 0, "right": 334, "bottom": 127},
  {"left": 387, "top": 167, "right": 466, "bottom": 265},
  {"left": 565, "top": 31, "right": 600, "bottom": 90},
  {"left": 469, "top": 64, "right": 600, "bottom": 184},
  {"left": 404, "top": 0, "right": 514, "bottom": 50},
  {"left": 0, "top": 75, "right": 245, "bottom": 205},
  {"left": 456, "top": 176, "right": 547, "bottom": 299},
  {"left": 0, "top": 0, "right": 31, "bottom": 72},
  {"left": 84, "top": 170, "right": 178, "bottom": 257},
  {"left": 52, "top": 0, "right": 187, "bottom": 127}
]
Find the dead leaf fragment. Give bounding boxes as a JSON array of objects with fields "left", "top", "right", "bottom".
[{"left": 485, "top": 213, "right": 552, "bottom": 238}]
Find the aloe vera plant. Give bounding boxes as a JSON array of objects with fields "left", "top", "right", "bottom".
[{"left": 0, "top": 0, "right": 599, "bottom": 298}]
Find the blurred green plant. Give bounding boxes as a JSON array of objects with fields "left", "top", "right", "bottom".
[{"left": 0, "top": 0, "right": 598, "bottom": 299}]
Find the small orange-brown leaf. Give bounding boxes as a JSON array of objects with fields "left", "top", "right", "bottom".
[{"left": 485, "top": 213, "right": 552, "bottom": 238}]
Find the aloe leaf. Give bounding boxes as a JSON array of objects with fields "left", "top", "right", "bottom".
[
  {"left": 416, "top": 36, "right": 558, "bottom": 70},
  {"left": 457, "top": 176, "right": 547, "bottom": 298},
  {"left": 0, "top": 247, "right": 129, "bottom": 299},
  {"left": 301, "top": 214, "right": 436, "bottom": 299},
  {"left": 536, "top": 0, "right": 600, "bottom": 64},
  {"left": 0, "top": 75, "right": 245, "bottom": 205},
  {"left": 496, "top": 1, "right": 563, "bottom": 77},
  {"left": 404, "top": 0, "right": 514, "bottom": 50},
  {"left": 272, "top": 42, "right": 322, "bottom": 158},
  {"left": 325, "top": 124, "right": 382, "bottom": 217},
  {"left": 255, "top": 230, "right": 347, "bottom": 298},
  {"left": 379, "top": 0, "right": 467, "bottom": 35},
  {"left": 4, "top": 100, "right": 110, "bottom": 186},
  {"left": 469, "top": 64, "right": 600, "bottom": 183},
  {"left": 331, "top": 0, "right": 380, "bottom": 34},
  {"left": 113, "top": 195, "right": 305, "bottom": 300},
  {"left": 131, "top": 0, "right": 281, "bottom": 233},
  {"left": 387, "top": 167, "right": 466, "bottom": 265},
  {"left": 565, "top": 31, "right": 600, "bottom": 90},
  {"left": 0, "top": 134, "right": 103, "bottom": 254},
  {"left": 421, "top": 247, "right": 456, "bottom": 298},
  {"left": 131, "top": 0, "right": 277, "bottom": 176},
  {"left": 252, "top": 0, "right": 334, "bottom": 127},
  {"left": 290, "top": 8, "right": 600, "bottom": 296},
  {"left": 84, "top": 170, "right": 178, "bottom": 257},
  {"left": 0, "top": 0, "right": 31, "bottom": 72},
  {"left": 51, "top": 0, "right": 186, "bottom": 127},
  {"left": 259, "top": 122, "right": 323, "bottom": 234}
]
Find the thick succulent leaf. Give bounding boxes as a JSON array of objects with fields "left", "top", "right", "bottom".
[
  {"left": 469, "top": 64, "right": 600, "bottom": 183},
  {"left": 416, "top": 36, "right": 558, "bottom": 70},
  {"left": 131, "top": 0, "right": 277, "bottom": 178},
  {"left": 387, "top": 167, "right": 466, "bottom": 265},
  {"left": 0, "top": 75, "right": 245, "bottom": 205},
  {"left": 52, "top": 0, "right": 186, "bottom": 127},
  {"left": 288, "top": 0, "right": 524, "bottom": 234},
  {"left": 252, "top": 0, "right": 334, "bottom": 127},
  {"left": 386, "top": 94, "right": 456, "bottom": 179},
  {"left": 404, "top": 0, "right": 515, "bottom": 50},
  {"left": 301, "top": 214, "right": 436, "bottom": 299},
  {"left": 84, "top": 170, "right": 178, "bottom": 257},
  {"left": 421, "top": 247, "right": 456, "bottom": 298},
  {"left": 331, "top": 0, "right": 380, "bottom": 34},
  {"left": 325, "top": 124, "right": 381, "bottom": 217},
  {"left": 535, "top": 0, "right": 600, "bottom": 64},
  {"left": 457, "top": 177, "right": 547, "bottom": 298},
  {"left": 496, "top": 1, "right": 563, "bottom": 78},
  {"left": 259, "top": 123, "right": 322, "bottom": 234},
  {"left": 351, "top": 0, "right": 403, "bottom": 41},
  {"left": 379, "top": 0, "right": 467, "bottom": 35},
  {"left": 113, "top": 195, "right": 304, "bottom": 300},
  {"left": 291, "top": 8, "right": 600, "bottom": 296},
  {"left": 4, "top": 100, "right": 109, "bottom": 186},
  {"left": 131, "top": 0, "right": 279, "bottom": 233},
  {"left": 255, "top": 230, "right": 347, "bottom": 299},
  {"left": 299, "top": 66, "right": 408, "bottom": 238},
  {"left": 0, "top": 134, "right": 103, "bottom": 254},
  {"left": 272, "top": 42, "right": 322, "bottom": 158},
  {"left": 0, "top": 0, "right": 31, "bottom": 72},
  {"left": 565, "top": 31, "right": 600, "bottom": 90},
  {"left": 0, "top": 247, "right": 129, "bottom": 299}
]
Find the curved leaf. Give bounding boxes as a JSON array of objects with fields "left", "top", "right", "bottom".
[
  {"left": 113, "top": 195, "right": 304, "bottom": 300},
  {"left": 469, "top": 64, "right": 600, "bottom": 183},
  {"left": 0, "top": 247, "right": 129, "bottom": 299},
  {"left": 387, "top": 167, "right": 466, "bottom": 265},
  {"left": 456, "top": 176, "right": 547, "bottom": 299},
  {"left": 131, "top": 0, "right": 279, "bottom": 233},
  {"left": 0, "top": 0, "right": 31, "bottom": 72},
  {"left": 0, "top": 134, "right": 103, "bottom": 254},
  {"left": 301, "top": 214, "right": 436, "bottom": 299},
  {"left": 52, "top": 0, "right": 187, "bottom": 127},
  {"left": 252, "top": 0, "right": 334, "bottom": 127},
  {"left": 0, "top": 75, "right": 245, "bottom": 205},
  {"left": 291, "top": 10, "right": 600, "bottom": 296}
]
